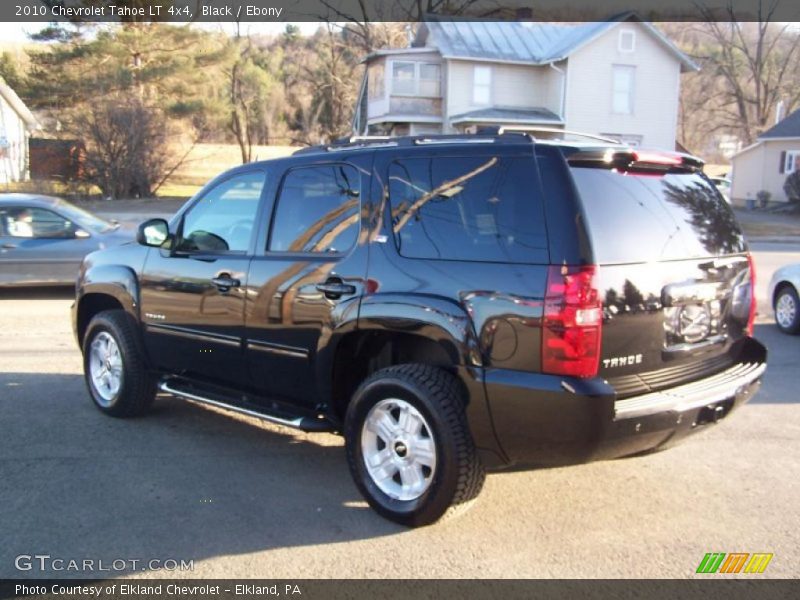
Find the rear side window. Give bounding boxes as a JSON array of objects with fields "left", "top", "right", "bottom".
[
  {"left": 388, "top": 156, "right": 547, "bottom": 263},
  {"left": 269, "top": 164, "right": 360, "bottom": 254},
  {"left": 570, "top": 168, "right": 746, "bottom": 264}
]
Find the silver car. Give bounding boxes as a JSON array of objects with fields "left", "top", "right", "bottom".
[
  {"left": 0, "top": 194, "right": 133, "bottom": 286},
  {"left": 768, "top": 262, "right": 800, "bottom": 334}
]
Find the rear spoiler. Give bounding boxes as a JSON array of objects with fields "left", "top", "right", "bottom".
[{"left": 565, "top": 147, "right": 705, "bottom": 173}]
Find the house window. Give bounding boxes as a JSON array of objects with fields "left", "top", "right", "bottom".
[
  {"left": 784, "top": 150, "right": 800, "bottom": 174},
  {"left": 618, "top": 29, "right": 635, "bottom": 52},
  {"left": 391, "top": 61, "right": 441, "bottom": 97},
  {"left": 392, "top": 62, "right": 416, "bottom": 95},
  {"left": 419, "top": 63, "right": 441, "bottom": 97},
  {"left": 612, "top": 65, "right": 635, "bottom": 114},
  {"left": 368, "top": 63, "right": 385, "bottom": 100},
  {"left": 473, "top": 65, "right": 492, "bottom": 105}
]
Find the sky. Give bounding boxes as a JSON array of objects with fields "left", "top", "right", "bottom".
[{"left": 0, "top": 20, "right": 323, "bottom": 44}]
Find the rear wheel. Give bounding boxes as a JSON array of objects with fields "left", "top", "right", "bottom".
[
  {"left": 83, "top": 310, "right": 156, "bottom": 417},
  {"left": 344, "top": 364, "right": 485, "bottom": 527},
  {"left": 774, "top": 285, "right": 800, "bottom": 334}
]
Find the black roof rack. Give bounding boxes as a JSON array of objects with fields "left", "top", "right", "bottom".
[
  {"left": 291, "top": 128, "right": 634, "bottom": 156},
  {"left": 292, "top": 131, "right": 537, "bottom": 155}
]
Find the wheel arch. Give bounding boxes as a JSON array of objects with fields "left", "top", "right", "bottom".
[
  {"left": 76, "top": 265, "right": 140, "bottom": 346},
  {"left": 773, "top": 280, "right": 798, "bottom": 308},
  {"left": 318, "top": 293, "right": 482, "bottom": 421}
]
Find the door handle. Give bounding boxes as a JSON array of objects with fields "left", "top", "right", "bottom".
[
  {"left": 316, "top": 279, "right": 356, "bottom": 298},
  {"left": 1, "top": 243, "right": 16, "bottom": 250},
  {"left": 211, "top": 274, "right": 240, "bottom": 291}
]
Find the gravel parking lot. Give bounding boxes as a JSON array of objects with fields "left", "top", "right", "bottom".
[{"left": 0, "top": 244, "right": 798, "bottom": 579}]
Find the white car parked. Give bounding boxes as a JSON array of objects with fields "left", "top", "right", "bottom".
[{"left": 768, "top": 263, "right": 800, "bottom": 334}]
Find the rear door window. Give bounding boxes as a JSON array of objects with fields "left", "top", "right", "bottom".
[
  {"left": 388, "top": 156, "right": 547, "bottom": 263},
  {"left": 269, "top": 164, "right": 360, "bottom": 254},
  {"left": 570, "top": 168, "right": 746, "bottom": 264}
]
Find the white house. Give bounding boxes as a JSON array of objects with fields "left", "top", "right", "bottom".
[
  {"left": 730, "top": 108, "right": 800, "bottom": 206},
  {"left": 353, "top": 13, "right": 698, "bottom": 150},
  {"left": 0, "top": 76, "right": 39, "bottom": 185}
]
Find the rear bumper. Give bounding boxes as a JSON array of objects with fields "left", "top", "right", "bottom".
[{"left": 484, "top": 337, "right": 767, "bottom": 467}]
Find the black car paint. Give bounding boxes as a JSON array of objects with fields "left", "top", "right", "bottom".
[{"left": 73, "top": 138, "right": 766, "bottom": 469}]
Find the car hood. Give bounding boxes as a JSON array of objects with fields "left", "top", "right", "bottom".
[{"left": 95, "top": 225, "right": 136, "bottom": 249}]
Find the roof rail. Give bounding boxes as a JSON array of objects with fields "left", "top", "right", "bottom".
[
  {"left": 294, "top": 128, "right": 618, "bottom": 156},
  {"left": 486, "top": 126, "right": 622, "bottom": 144}
]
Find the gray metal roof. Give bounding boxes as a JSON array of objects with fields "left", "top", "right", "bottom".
[
  {"left": 414, "top": 13, "right": 698, "bottom": 71},
  {"left": 759, "top": 108, "right": 800, "bottom": 139},
  {"left": 449, "top": 106, "right": 563, "bottom": 124}
]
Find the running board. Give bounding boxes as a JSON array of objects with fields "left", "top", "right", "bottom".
[{"left": 159, "top": 380, "right": 335, "bottom": 433}]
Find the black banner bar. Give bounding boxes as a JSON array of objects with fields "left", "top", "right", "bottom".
[
  {"left": 2, "top": 580, "right": 800, "bottom": 600},
  {"left": 1, "top": 0, "right": 800, "bottom": 23}
]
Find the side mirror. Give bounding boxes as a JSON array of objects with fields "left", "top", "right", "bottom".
[
  {"left": 137, "top": 218, "right": 170, "bottom": 247},
  {"left": 74, "top": 229, "right": 91, "bottom": 239}
]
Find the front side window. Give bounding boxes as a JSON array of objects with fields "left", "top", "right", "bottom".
[
  {"left": 178, "top": 171, "right": 265, "bottom": 253},
  {"left": 388, "top": 156, "right": 547, "bottom": 263},
  {"left": 1, "top": 207, "right": 77, "bottom": 239},
  {"left": 612, "top": 65, "right": 635, "bottom": 114},
  {"left": 473, "top": 66, "right": 492, "bottom": 105},
  {"left": 269, "top": 164, "right": 360, "bottom": 254}
]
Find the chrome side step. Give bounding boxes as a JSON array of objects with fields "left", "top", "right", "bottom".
[{"left": 159, "top": 380, "right": 335, "bottom": 433}]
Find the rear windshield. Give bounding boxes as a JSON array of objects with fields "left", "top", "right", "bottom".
[{"left": 570, "top": 168, "right": 746, "bottom": 264}]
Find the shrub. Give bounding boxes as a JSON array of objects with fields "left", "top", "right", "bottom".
[
  {"left": 756, "top": 190, "right": 771, "bottom": 208},
  {"left": 785, "top": 171, "right": 800, "bottom": 205},
  {"left": 70, "top": 97, "right": 177, "bottom": 199}
]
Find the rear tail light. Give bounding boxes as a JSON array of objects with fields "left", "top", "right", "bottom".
[
  {"left": 542, "top": 265, "right": 602, "bottom": 378},
  {"left": 746, "top": 254, "right": 757, "bottom": 336}
]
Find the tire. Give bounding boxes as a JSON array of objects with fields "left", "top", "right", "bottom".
[
  {"left": 344, "top": 364, "right": 485, "bottom": 527},
  {"left": 774, "top": 285, "right": 800, "bottom": 334},
  {"left": 82, "top": 310, "right": 156, "bottom": 417}
]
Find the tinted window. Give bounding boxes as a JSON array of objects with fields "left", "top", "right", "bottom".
[
  {"left": 179, "top": 171, "right": 265, "bottom": 253},
  {"left": 270, "top": 164, "right": 360, "bottom": 253},
  {"left": 571, "top": 168, "right": 746, "bottom": 264},
  {"left": 1, "top": 207, "right": 76, "bottom": 239},
  {"left": 388, "top": 156, "right": 547, "bottom": 263}
]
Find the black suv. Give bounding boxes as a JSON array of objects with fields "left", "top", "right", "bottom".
[{"left": 73, "top": 131, "right": 767, "bottom": 526}]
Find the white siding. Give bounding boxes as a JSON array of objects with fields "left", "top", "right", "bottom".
[
  {"left": 731, "top": 140, "right": 800, "bottom": 205},
  {"left": 564, "top": 22, "right": 682, "bottom": 149},
  {"left": 0, "top": 93, "right": 28, "bottom": 184},
  {"left": 446, "top": 59, "right": 562, "bottom": 120}
]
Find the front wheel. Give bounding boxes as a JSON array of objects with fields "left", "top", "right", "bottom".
[
  {"left": 83, "top": 310, "right": 156, "bottom": 417},
  {"left": 774, "top": 285, "right": 800, "bottom": 334},
  {"left": 344, "top": 364, "right": 485, "bottom": 527}
]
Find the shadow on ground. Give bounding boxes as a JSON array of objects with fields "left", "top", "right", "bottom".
[
  {"left": 0, "top": 286, "right": 74, "bottom": 300},
  {"left": 0, "top": 372, "right": 402, "bottom": 578},
  {"left": 749, "top": 323, "right": 798, "bottom": 404}
]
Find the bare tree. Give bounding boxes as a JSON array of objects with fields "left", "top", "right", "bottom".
[
  {"left": 73, "top": 97, "right": 185, "bottom": 199},
  {"left": 694, "top": 2, "right": 800, "bottom": 145}
]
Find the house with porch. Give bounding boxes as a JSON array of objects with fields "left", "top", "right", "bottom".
[{"left": 352, "top": 13, "right": 697, "bottom": 150}]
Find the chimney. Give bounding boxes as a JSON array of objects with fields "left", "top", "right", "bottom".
[{"left": 776, "top": 100, "right": 785, "bottom": 124}]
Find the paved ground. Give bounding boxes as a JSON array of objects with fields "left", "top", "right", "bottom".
[{"left": 0, "top": 246, "right": 798, "bottom": 579}]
